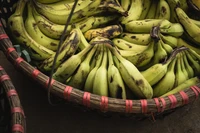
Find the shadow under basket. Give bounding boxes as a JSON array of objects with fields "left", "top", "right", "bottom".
[
  {"left": 0, "top": 66, "right": 26, "bottom": 133},
  {"left": 0, "top": 0, "right": 200, "bottom": 119}
]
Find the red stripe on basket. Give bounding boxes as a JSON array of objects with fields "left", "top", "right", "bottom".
[
  {"left": 168, "top": 95, "right": 177, "bottom": 109},
  {"left": 190, "top": 86, "right": 199, "bottom": 100},
  {"left": 140, "top": 99, "right": 148, "bottom": 113},
  {"left": 0, "top": 75, "right": 10, "bottom": 82},
  {"left": 11, "top": 107, "right": 25, "bottom": 116},
  {"left": 159, "top": 98, "right": 166, "bottom": 112},
  {"left": 154, "top": 98, "right": 161, "bottom": 112},
  {"left": 63, "top": 86, "right": 73, "bottom": 100},
  {"left": 100, "top": 96, "right": 108, "bottom": 112},
  {"left": 45, "top": 79, "right": 55, "bottom": 89},
  {"left": 0, "top": 34, "right": 8, "bottom": 40},
  {"left": 125, "top": 100, "right": 133, "bottom": 113},
  {"left": 179, "top": 91, "right": 189, "bottom": 105},
  {"left": 32, "top": 69, "right": 40, "bottom": 79},
  {"left": 7, "top": 89, "right": 18, "bottom": 97},
  {"left": 193, "top": 86, "right": 200, "bottom": 94},
  {"left": 12, "top": 124, "right": 24, "bottom": 133},
  {"left": 0, "top": 66, "right": 3, "bottom": 71},
  {"left": 6, "top": 47, "right": 15, "bottom": 57},
  {"left": 83, "top": 92, "right": 91, "bottom": 107},
  {"left": 15, "top": 57, "right": 24, "bottom": 66}
]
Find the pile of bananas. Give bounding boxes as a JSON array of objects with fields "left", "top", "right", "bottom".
[{"left": 7, "top": 0, "right": 200, "bottom": 99}]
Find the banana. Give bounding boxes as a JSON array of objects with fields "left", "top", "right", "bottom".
[
  {"left": 36, "top": 0, "right": 62, "bottom": 4},
  {"left": 107, "top": 47, "right": 126, "bottom": 99},
  {"left": 190, "top": 18, "right": 200, "bottom": 28},
  {"left": 160, "top": 37, "right": 173, "bottom": 55},
  {"left": 110, "top": 45, "right": 153, "bottom": 99},
  {"left": 182, "top": 51, "right": 194, "bottom": 79},
  {"left": 160, "top": 34, "right": 178, "bottom": 48},
  {"left": 141, "top": 49, "right": 180, "bottom": 86},
  {"left": 120, "top": 0, "right": 131, "bottom": 11},
  {"left": 175, "top": 7, "right": 200, "bottom": 46},
  {"left": 92, "top": 15, "right": 118, "bottom": 29},
  {"left": 153, "top": 57, "right": 177, "bottom": 97},
  {"left": 84, "top": 44, "right": 104, "bottom": 92},
  {"left": 121, "top": 39, "right": 155, "bottom": 68},
  {"left": 145, "top": 0, "right": 158, "bottom": 19},
  {"left": 76, "top": 26, "right": 90, "bottom": 51},
  {"left": 188, "top": 48, "right": 200, "bottom": 61},
  {"left": 120, "top": 0, "right": 143, "bottom": 24},
  {"left": 34, "top": 0, "right": 101, "bottom": 24},
  {"left": 84, "top": 25, "right": 123, "bottom": 41},
  {"left": 38, "top": 28, "right": 80, "bottom": 72},
  {"left": 174, "top": 53, "right": 188, "bottom": 87},
  {"left": 25, "top": 2, "right": 59, "bottom": 51},
  {"left": 67, "top": 44, "right": 98, "bottom": 89},
  {"left": 139, "top": 0, "right": 152, "bottom": 20},
  {"left": 180, "top": 52, "right": 189, "bottom": 80},
  {"left": 93, "top": 44, "right": 109, "bottom": 96},
  {"left": 185, "top": 50, "right": 200, "bottom": 76},
  {"left": 166, "top": 0, "right": 180, "bottom": 22},
  {"left": 124, "top": 19, "right": 171, "bottom": 33},
  {"left": 7, "top": 0, "right": 54, "bottom": 60},
  {"left": 155, "top": 0, "right": 171, "bottom": 20},
  {"left": 161, "top": 76, "right": 200, "bottom": 97},
  {"left": 120, "top": 33, "right": 151, "bottom": 46},
  {"left": 52, "top": 45, "right": 93, "bottom": 83},
  {"left": 112, "top": 38, "right": 148, "bottom": 51},
  {"left": 177, "top": 38, "right": 200, "bottom": 55},
  {"left": 160, "top": 23, "right": 184, "bottom": 37}
]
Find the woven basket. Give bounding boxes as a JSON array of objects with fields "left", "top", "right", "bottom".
[
  {"left": 1, "top": 0, "right": 200, "bottom": 118},
  {"left": 0, "top": 66, "right": 26, "bottom": 133}
]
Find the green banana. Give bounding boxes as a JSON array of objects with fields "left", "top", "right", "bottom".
[
  {"left": 182, "top": 51, "right": 194, "bottom": 79},
  {"left": 120, "top": 0, "right": 143, "bottom": 24},
  {"left": 112, "top": 38, "right": 148, "bottom": 51},
  {"left": 160, "top": 37, "right": 173, "bottom": 55},
  {"left": 38, "top": 28, "right": 80, "bottom": 72},
  {"left": 160, "top": 23, "right": 184, "bottom": 37},
  {"left": 52, "top": 45, "right": 93, "bottom": 83},
  {"left": 180, "top": 52, "right": 189, "bottom": 81},
  {"left": 155, "top": 0, "right": 171, "bottom": 20},
  {"left": 145, "top": 0, "right": 158, "bottom": 19},
  {"left": 120, "top": 33, "right": 151, "bottom": 46},
  {"left": 7, "top": 0, "right": 54, "bottom": 60},
  {"left": 160, "top": 34, "right": 178, "bottom": 48},
  {"left": 153, "top": 57, "right": 177, "bottom": 97},
  {"left": 107, "top": 47, "right": 126, "bottom": 99},
  {"left": 120, "top": 0, "right": 130, "bottom": 11},
  {"left": 93, "top": 44, "right": 108, "bottom": 96},
  {"left": 36, "top": 0, "right": 62, "bottom": 4},
  {"left": 67, "top": 44, "right": 98, "bottom": 89},
  {"left": 84, "top": 44, "right": 104, "bottom": 92},
  {"left": 25, "top": 2, "right": 59, "bottom": 51},
  {"left": 139, "top": 0, "right": 152, "bottom": 20},
  {"left": 161, "top": 76, "right": 200, "bottom": 97},
  {"left": 110, "top": 45, "right": 153, "bottom": 99}
]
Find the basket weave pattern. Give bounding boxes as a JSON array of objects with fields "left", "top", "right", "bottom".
[{"left": 0, "top": 0, "right": 200, "bottom": 116}]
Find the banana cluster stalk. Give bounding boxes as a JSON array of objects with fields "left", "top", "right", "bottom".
[{"left": 7, "top": 0, "right": 200, "bottom": 100}]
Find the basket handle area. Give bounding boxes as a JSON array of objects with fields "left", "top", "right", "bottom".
[{"left": 0, "top": 21, "right": 200, "bottom": 115}]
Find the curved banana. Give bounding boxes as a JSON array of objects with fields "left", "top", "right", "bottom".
[
  {"left": 36, "top": 0, "right": 62, "bottom": 4},
  {"left": 160, "top": 23, "right": 184, "bottom": 37},
  {"left": 145, "top": 0, "right": 158, "bottom": 19},
  {"left": 67, "top": 44, "right": 98, "bottom": 89},
  {"left": 34, "top": 0, "right": 101, "bottom": 24},
  {"left": 155, "top": 0, "right": 171, "bottom": 20},
  {"left": 160, "top": 34, "right": 178, "bottom": 48},
  {"left": 8, "top": 0, "right": 54, "bottom": 60},
  {"left": 139, "top": 0, "right": 152, "bottom": 20},
  {"left": 25, "top": 2, "right": 59, "bottom": 51},
  {"left": 153, "top": 57, "right": 176, "bottom": 97},
  {"left": 120, "top": 0, "right": 130, "bottom": 11},
  {"left": 182, "top": 51, "right": 194, "bottom": 79},
  {"left": 52, "top": 45, "right": 93, "bottom": 83},
  {"left": 120, "top": 33, "right": 151, "bottom": 45},
  {"left": 185, "top": 51, "right": 200, "bottom": 75},
  {"left": 107, "top": 48, "right": 126, "bottom": 99},
  {"left": 93, "top": 44, "right": 109, "bottom": 96},
  {"left": 38, "top": 28, "right": 80, "bottom": 72},
  {"left": 160, "top": 38, "right": 173, "bottom": 55},
  {"left": 120, "top": 0, "right": 143, "bottom": 24},
  {"left": 110, "top": 45, "right": 153, "bottom": 99}
]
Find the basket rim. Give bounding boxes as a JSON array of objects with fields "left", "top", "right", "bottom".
[{"left": 0, "top": 19, "right": 200, "bottom": 115}]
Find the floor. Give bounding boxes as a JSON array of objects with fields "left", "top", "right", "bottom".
[{"left": 0, "top": 51, "right": 200, "bottom": 133}]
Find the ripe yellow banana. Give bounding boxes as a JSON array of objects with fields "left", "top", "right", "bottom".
[{"left": 8, "top": 0, "right": 54, "bottom": 60}]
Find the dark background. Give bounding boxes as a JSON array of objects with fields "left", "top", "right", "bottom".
[{"left": 0, "top": 51, "right": 200, "bottom": 133}]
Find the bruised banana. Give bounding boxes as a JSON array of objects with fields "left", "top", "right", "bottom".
[
  {"left": 25, "top": 2, "right": 59, "bottom": 51},
  {"left": 38, "top": 28, "right": 80, "bottom": 72},
  {"left": 84, "top": 25, "right": 123, "bottom": 41},
  {"left": 67, "top": 44, "right": 98, "bottom": 89},
  {"left": 110, "top": 45, "right": 153, "bottom": 99},
  {"left": 155, "top": 0, "right": 171, "bottom": 20},
  {"left": 52, "top": 45, "right": 93, "bottom": 83},
  {"left": 8, "top": 0, "right": 54, "bottom": 60},
  {"left": 107, "top": 47, "right": 126, "bottom": 99}
]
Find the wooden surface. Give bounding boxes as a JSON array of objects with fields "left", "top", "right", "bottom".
[{"left": 0, "top": 51, "right": 200, "bottom": 133}]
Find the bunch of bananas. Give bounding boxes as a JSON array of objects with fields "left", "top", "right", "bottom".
[{"left": 7, "top": 0, "right": 200, "bottom": 99}]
